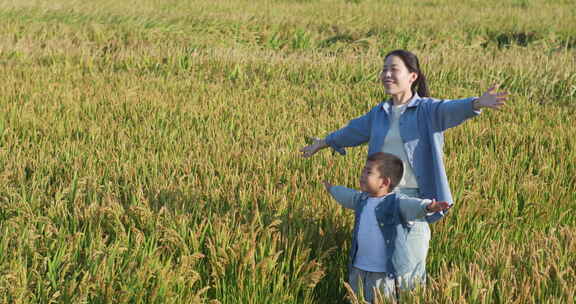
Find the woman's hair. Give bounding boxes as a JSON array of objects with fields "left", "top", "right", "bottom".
[
  {"left": 367, "top": 152, "right": 404, "bottom": 191},
  {"left": 384, "top": 49, "right": 430, "bottom": 97}
]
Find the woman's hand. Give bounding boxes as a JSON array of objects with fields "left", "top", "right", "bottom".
[
  {"left": 300, "top": 137, "right": 328, "bottom": 158},
  {"left": 474, "top": 85, "right": 509, "bottom": 110}
]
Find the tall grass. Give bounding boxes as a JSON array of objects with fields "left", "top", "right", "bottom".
[{"left": 0, "top": 0, "right": 574, "bottom": 303}]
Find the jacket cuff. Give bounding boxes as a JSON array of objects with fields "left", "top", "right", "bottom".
[
  {"left": 425, "top": 209, "right": 448, "bottom": 223},
  {"left": 469, "top": 97, "right": 482, "bottom": 116},
  {"left": 325, "top": 134, "right": 346, "bottom": 155}
]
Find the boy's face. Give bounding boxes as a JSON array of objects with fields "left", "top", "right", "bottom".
[{"left": 359, "top": 161, "right": 386, "bottom": 196}]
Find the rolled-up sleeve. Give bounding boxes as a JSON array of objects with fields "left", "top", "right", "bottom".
[
  {"left": 425, "top": 210, "right": 450, "bottom": 223},
  {"left": 428, "top": 97, "right": 480, "bottom": 132},
  {"left": 325, "top": 110, "right": 372, "bottom": 155},
  {"left": 328, "top": 186, "right": 362, "bottom": 209},
  {"left": 398, "top": 197, "right": 431, "bottom": 221}
]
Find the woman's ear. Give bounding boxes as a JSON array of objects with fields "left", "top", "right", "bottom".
[{"left": 410, "top": 71, "right": 418, "bottom": 84}]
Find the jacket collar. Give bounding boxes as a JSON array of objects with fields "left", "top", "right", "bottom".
[
  {"left": 358, "top": 191, "right": 397, "bottom": 205},
  {"left": 380, "top": 93, "right": 422, "bottom": 114}
]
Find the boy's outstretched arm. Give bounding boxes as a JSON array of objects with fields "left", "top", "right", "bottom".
[
  {"left": 323, "top": 181, "right": 361, "bottom": 210},
  {"left": 399, "top": 197, "right": 451, "bottom": 221},
  {"left": 426, "top": 199, "right": 451, "bottom": 213}
]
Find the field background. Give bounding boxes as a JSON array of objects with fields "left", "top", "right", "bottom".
[{"left": 0, "top": 0, "right": 575, "bottom": 303}]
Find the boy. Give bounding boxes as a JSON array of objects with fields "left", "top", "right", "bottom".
[{"left": 323, "top": 152, "right": 450, "bottom": 302}]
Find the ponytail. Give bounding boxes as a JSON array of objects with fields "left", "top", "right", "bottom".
[{"left": 414, "top": 71, "right": 429, "bottom": 97}]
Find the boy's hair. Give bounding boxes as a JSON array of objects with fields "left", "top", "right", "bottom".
[{"left": 366, "top": 152, "right": 404, "bottom": 190}]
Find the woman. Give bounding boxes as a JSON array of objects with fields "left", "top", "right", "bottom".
[{"left": 300, "top": 49, "right": 508, "bottom": 286}]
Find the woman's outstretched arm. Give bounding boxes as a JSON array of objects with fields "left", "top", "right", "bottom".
[
  {"left": 429, "top": 85, "right": 509, "bottom": 132},
  {"left": 300, "top": 106, "right": 375, "bottom": 157}
]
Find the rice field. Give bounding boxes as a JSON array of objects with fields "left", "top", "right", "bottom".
[{"left": 0, "top": 0, "right": 575, "bottom": 303}]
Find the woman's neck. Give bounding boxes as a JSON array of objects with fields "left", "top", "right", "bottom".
[{"left": 391, "top": 91, "right": 413, "bottom": 105}]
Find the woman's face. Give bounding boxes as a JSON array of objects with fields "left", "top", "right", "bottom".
[{"left": 380, "top": 55, "right": 418, "bottom": 96}]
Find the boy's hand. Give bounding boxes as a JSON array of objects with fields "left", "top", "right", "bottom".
[
  {"left": 426, "top": 199, "right": 451, "bottom": 213},
  {"left": 322, "top": 181, "right": 333, "bottom": 192}
]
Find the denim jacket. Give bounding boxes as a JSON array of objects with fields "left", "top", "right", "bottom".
[
  {"left": 328, "top": 186, "right": 431, "bottom": 277},
  {"left": 325, "top": 94, "right": 479, "bottom": 223}
]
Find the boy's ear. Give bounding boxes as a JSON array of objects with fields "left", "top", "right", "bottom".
[{"left": 380, "top": 176, "right": 392, "bottom": 189}]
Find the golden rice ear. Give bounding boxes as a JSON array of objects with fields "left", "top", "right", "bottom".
[
  {"left": 344, "top": 281, "right": 364, "bottom": 304},
  {"left": 372, "top": 287, "right": 386, "bottom": 304}
]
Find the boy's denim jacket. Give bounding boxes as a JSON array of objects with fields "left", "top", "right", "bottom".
[{"left": 329, "top": 186, "right": 432, "bottom": 278}]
